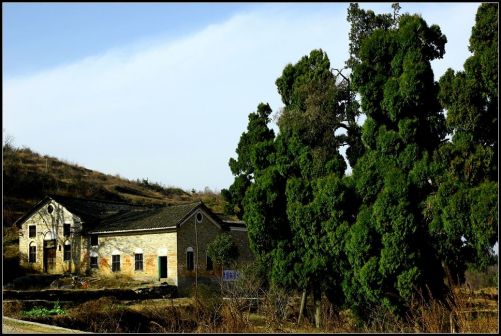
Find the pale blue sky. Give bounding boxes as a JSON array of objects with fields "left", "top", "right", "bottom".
[
  {"left": 3, "top": 3, "right": 252, "bottom": 78},
  {"left": 3, "top": 2, "right": 481, "bottom": 192}
]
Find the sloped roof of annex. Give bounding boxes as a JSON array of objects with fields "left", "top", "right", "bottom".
[
  {"left": 88, "top": 201, "right": 210, "bottom": 234},
  {"left": 13, "top": 194, "right": 155, "bottom": 227},
  {"left": 14, "top": 195, "right": 244, "bottom": 235}
]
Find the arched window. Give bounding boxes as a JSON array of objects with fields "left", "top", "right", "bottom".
[
  {"left": 186, "top": 247, "right": 194, "bottom": 271},
  {"left": 90, "top": 251, "right": 98, "bottom": 269},
  {"left": 63, "top": 240, "right": 71, "bottom": 261},
  {"left": 29, "top": 242, "right": 36, "bottom": 263},
  {"left": 44, "top": 230, "right": 56, "bottom": 241}
]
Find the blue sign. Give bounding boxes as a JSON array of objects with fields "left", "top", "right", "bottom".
[{"left": 223, "top": 270, "right": 239, "bottom": 281}]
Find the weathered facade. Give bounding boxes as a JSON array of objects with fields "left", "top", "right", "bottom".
[{"left": 17, "top": 196, "right": 253, "bottom": 291}]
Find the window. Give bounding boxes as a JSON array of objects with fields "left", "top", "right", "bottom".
[
  {"left": 29, "top": 225, "right": 36, "bottom": 238},
  {"left": 90, "top": 235, "right": 98, "bottom": 246},
  {"left": 186, "top": 247, "right": 194, "bottom": 271},
  {"left": 63, "top": 224, "right": 71, "bottom": 237},
  {"left": 206, "top": 254, "right": 213, "bottom": 271},
  {"left": 112, "top": 255, "right": 120, "bottom": 272},
  {"left": 90, "top": 256, "right": 98, "bottom": 269},
  {"left": 64, "top": 244, "right": 71, "bottom": 261},
  {"left": 29, "top": 245, "right": 36, "bottom": 263},
  {"left": 135, "top": 253, "right": 143, "bottom": 271}
]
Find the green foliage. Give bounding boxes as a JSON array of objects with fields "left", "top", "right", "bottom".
[
  {"left": 23, "top": 301, "right": 65, "bottom": 318},
  {"left": 222, "top": 103, "right": 275, "bottom": 219},
  {"left": 272, "top": 50, "right": 362, "bottom": 307},
  {"left": 438, "top": 3, "right": 497, "bottom": 157},
  {"left": 221, "top": 175, "right": 251, "bottom": 219},
  {"left": 346, "top": 3, "right": 400, "bottom": 69},
  {"left": 243, "top": 166, "right": 289, "bottom": 258},
  {"left": 276, "top": 49, "right": 361, "bottom": 170},
  {"left": 348, "top": 6, "right": 449, "bottom": 317},
  {"left": 207, "top": 233, "right": 239, "bottom": 267},
  {"left": 429, "top": 3, "right": 498, "bottom": 284},
  {"left": 224, "top": 48, "right": 363, "bottom": 317},
  {"left": 221, "top": 2, "right": 497, "bottom": 327}
]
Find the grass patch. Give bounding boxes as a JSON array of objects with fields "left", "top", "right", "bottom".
[{"left": 23, "top": 302, "right": 65, "bottom": 318}]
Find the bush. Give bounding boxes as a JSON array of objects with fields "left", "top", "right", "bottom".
[
  {"left": 140, "top": 301, "right": 196, "bottom": 333},
  {"left": 23, "top": 301, "right": 65, "bottom": 318},
  {"left": 3, "top": 301, "right": 25, "bottom": 319},
  {"left": 65, "top": 297, "right": 132, "bottom": 333},
  {"left": 193, "top": 283, "right": 224, "bottom": 331},
  {"left": 259, "top": 285, "right": 294, "bottom": 331},
  {"left": 464, "top": 264, "right": 498, "bottom": 290}
]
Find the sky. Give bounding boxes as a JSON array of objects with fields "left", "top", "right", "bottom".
[{"left": 3, "top": 2, "right": 481, "bottom": 192}]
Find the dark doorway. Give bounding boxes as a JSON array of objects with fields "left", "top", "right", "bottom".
[
  {"left": 158, "top": 256, "right": 168, "bottom": 278},
  {"left": 43, "top": 240, "right": 56, "bottom": 272}
]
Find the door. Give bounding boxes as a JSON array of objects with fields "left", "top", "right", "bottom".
[
  {"left": 43, "top": 240, "right": 57, "bottom": 272},
  {"left": 158, "top": 256, "right": 168, "bottom": 278}
]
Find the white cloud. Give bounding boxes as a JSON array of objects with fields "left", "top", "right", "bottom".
[{"left": 2, "top": 3, "right": 478, "bottom": 191}]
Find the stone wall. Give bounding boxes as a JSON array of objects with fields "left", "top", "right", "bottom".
[
  {"left": 3, "top": 285, "right": 178, "bottom": 301},
  {"left": 176, "top": 210, "right": 255, "bottom": 294},
  {"left": 18, "top": 200, "right": 84, "bottom": 274},
  {"left": 90, "top": 230, "right": 178, "bottom": 285},
  {"left": 176, "top": 210, "right": 222, "bottom": 293},
  {"left": 18, "top": 201, "right": 255, "bottom": 293}
]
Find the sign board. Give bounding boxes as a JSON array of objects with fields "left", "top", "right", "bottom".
[{"left": 223, "top": 270, "right": 239, "bottom": 282}]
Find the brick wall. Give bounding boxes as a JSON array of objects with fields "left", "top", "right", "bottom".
[
  {"left": 90, "top": 229, "right": 178, "bottom": 285},
  {"left": 18, "top": 200, "right": 84, "bottom": 274},
  {"left": 176, "top": 210, "right": 222, "bottom": 293},
  {"left": 18, "top": 201, "right": 255, "bottom": 292}
]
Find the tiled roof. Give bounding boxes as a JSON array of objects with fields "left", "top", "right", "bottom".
[
  {"left": 50, "top": 195, "right": 155, "bottom": 223},
  {"left": 88, "top": 202, "right": 201, "bottom": 234},
  {"left": 222, "top": 220, "right": 246, "bottom": 228},
  {"left": 15, "top": 195, "right": 246, "bottom": 235}
]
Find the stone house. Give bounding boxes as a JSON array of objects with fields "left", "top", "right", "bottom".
[{"left": 16, "top": 195, "right": 253, "bottom": 292}]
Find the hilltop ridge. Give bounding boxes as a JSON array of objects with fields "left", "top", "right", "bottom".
[{"left": 2, "top": 144, "right": 228, "bottom": 227}]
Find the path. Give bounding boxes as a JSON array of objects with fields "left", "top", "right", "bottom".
[{"left": 2, "top": 316, "right": 88, "bottom": 334}]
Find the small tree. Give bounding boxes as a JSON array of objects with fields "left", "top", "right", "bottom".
[{"left": 207, "top": 233, "right": 239, "bottom": 283}]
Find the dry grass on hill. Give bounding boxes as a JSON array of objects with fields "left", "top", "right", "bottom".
[{"left": 3, "top": 145, "right": 227, "bottom": 227}]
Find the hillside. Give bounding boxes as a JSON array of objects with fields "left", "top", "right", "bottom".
[{"left": 2, "top": 144, "right": 228, "bottom": 227}]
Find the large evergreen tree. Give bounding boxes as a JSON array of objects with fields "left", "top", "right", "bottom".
[
  {"left": 223, "top": 2, "right": 497, "bottom": 327},
  {"left": 346, "top": 7, "right": 448, "bottom": 317},
  {"left": 426, "top": 3, "right": 498, "bottom": 284},
  {"left": 274, "top": 49, "right": 360, "bottom": 326},
  {"left": 221, "top": 103, "right": 275, "bottom": 219},
  {"left": 228, "top": 49, "right": 362, "bottom": 327}
]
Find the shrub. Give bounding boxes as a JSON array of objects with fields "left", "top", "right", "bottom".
[
  {"left": 66, "top": 297, "right": 129, "bottom": 333},
  {"left": 3, "top": 301, "right": 25, "bottom": 319},
  {"left": 259, "top": 285, "right": 294, "bottom": 331},
  {"left": 193, "top": 283, "right": 224, "bottom": 331},
  {"left": 23, "top": 301, "right": 65, "bottom": 318},
  {"left": 140, "top": 301, "right": 196, "bottom": 333}
]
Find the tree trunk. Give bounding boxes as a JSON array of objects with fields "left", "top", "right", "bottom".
[
  {"left": 314, "top": 289, "right": 321, "bottom": 329},
  {"left": 297, "top": 289, "right": 307, "bottom": 324}
]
